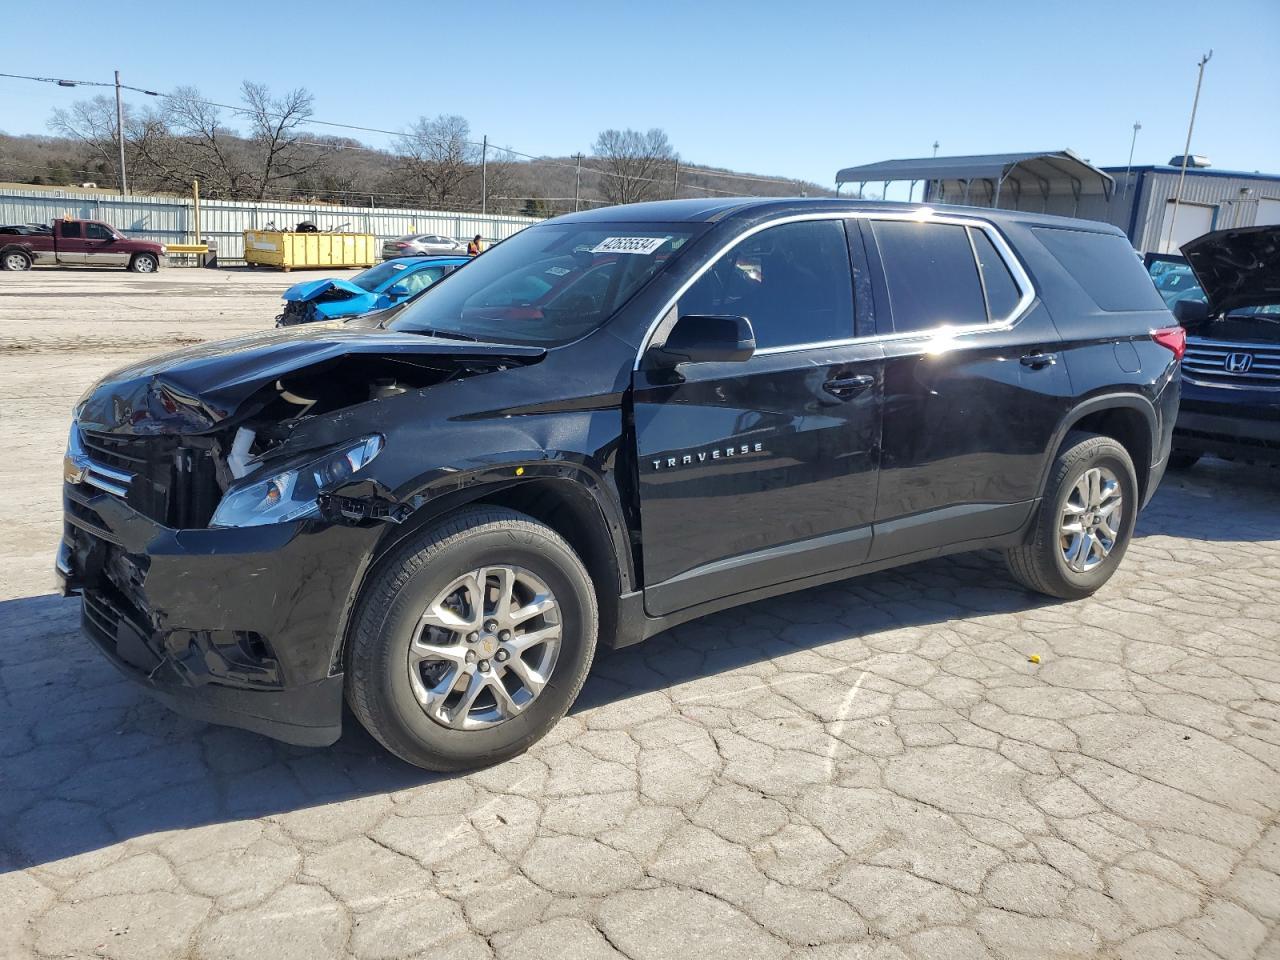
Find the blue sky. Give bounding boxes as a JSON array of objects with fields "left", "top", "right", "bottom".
[{"left": 3, "top": 0, "right": 1277, "bottom": 194}]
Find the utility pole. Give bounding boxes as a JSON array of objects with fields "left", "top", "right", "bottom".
[
  {"left": 114, "top": 70, "right": 128, "bottom": 195},
  {"left": 192, "top": 179, "right": 201, "bottom": 246},
  {"left": 1165, "top": 50, "right": 1213, "bottom": 254},
  {"left": 481, "top": 135, "right": 488, "bottom": 217},
  {"left": 932, "top": 140, "right": 939, "bottom": 158},
  {"left": 1120, "top": 121, "right": 1141, "bottom": 201},
  {"left": 573, "top": 154, "right": 582, "bottom": 212},
  {"left": 672, "top": 160, "right": 679, "bottom": 199}
]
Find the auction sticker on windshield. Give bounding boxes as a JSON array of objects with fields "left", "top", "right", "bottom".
[{"left": 591, "top": 236, "right": 671, "bottom": 255}]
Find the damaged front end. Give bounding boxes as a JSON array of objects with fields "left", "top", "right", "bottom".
[
  {"left": 276, "top": 277, "right": 369, "bottom": 327},
  {"left": 59, "top": 325, "right": 546, "bottom": 744}
]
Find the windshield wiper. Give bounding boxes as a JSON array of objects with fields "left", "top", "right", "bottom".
[{"left": 406, "top": 327, "right": 485, "bottom": 343}]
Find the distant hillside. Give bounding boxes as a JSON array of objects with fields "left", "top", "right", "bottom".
[{"left": 0, "top": 128, "right": 833, "bottom": 218}]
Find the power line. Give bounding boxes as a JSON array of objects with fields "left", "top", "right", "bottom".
[{"left": 0, "top": 70, "right": 815, "bottom": 197}]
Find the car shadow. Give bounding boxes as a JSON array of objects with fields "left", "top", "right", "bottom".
[
  {"left": 2, "top": 465, "right": 1273, "bottom": 872},
  {"left": 1136, "top": 457, "right": 1280, "bottom": 542},
  {"left": 0, "top": 549, "right": 1048, "bottom": 873}
]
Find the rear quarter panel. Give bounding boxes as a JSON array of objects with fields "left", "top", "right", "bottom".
[{"left": 1004, "top": 220, "right": 1180, "bottom": 456}]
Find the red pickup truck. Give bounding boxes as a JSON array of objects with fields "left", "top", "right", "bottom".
[{"left": 0, "top": 219, "right": 166, "bottom": 273}]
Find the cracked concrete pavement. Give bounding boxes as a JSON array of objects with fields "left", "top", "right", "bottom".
[{"left": 1, "top": 267, "right": 1278, "bottom": 959}]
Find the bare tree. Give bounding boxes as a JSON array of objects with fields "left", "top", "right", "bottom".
[
  {"left": 591, "top": 128, "right": 677, "bottom": 206},
  {"left": 161, "top": 86, "right": 248, "bottom": 197},
  {"left": 48, "top": 96, "right": 124, "bottom": 189},
  {"left": 241, "top": 82, "right": 323, "bottom": 201},
  {"left": 395, "top": 115, "right": 478, "bottom": 207}
]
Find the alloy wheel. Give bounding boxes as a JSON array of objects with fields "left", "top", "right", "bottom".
[
  {"left": 1059, "top": 466, "right": 1123, "bottom": 573},
  {"left": 407, "top": 565, "right": 562, "bottom": 730}
]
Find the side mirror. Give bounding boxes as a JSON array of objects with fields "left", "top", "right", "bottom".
[
  {"left": 386, "top": 282, "right": 410, "bottom": 301},
  {"left": 647, "top": 314, "right": 755, "bottom": 369},
  {"left": 1172, "top": 298, "right": 1209, "bottom": 326}
]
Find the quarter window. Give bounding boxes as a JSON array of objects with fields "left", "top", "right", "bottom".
[
  {"left": 871, "top": 220, "right": 987, "bottom": 333},
  {"left": 679, "top": 219, "right": 855, "bottom": 350}
]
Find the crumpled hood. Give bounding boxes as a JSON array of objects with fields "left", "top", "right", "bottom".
[
  {"left": 281, "top": 277, "right": 368, "bottom": 302},
  {"left": 76, "top": 323, "right": 546, "bottom": 436},
  {"left": 1181, "top": 224, "right": 1280, "bottom": 315}
]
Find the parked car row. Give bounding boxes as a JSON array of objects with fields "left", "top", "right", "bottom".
[{"left": 2, "top": 221, "right": 484, "bottom": 273}]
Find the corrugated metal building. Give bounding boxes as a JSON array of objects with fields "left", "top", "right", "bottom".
[
  {"left": 0, "top": 186, "right": 542, "bottom": 262},
  {"left": 1101, "top": 165, "right": 1280, "bottom": 254},
  {"left": 834, "top": 152, "right": 1280, "bottom": 254},
  {"left": 835, "top": 151, "right": 1116, "bottom": 219}
]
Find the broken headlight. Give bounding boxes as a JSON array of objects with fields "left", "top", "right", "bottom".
[{"left": 210, "top": 435, "right": 384, "bottom": 528}]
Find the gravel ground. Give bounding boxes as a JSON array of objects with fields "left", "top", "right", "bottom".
[{"left": 1, "top": 266, "right": 1278, "bottom": 960}]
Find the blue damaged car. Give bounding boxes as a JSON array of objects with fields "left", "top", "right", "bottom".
[{"left": 276, "top": 256, "right": 469, "bottom": 326}]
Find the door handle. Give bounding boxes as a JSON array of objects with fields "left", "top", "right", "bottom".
[
  {"left": 822, "top": 374, "right": 875, "bottom": 399},
  {"left": 1020, "top": 352, "right": 1058, "bottom": 369}
]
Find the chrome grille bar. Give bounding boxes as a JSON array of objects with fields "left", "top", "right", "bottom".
[
  {"left": 1184, "top": 337, "right": 1280, "bottom": 387},
  {"left": 83, "top": 458, "right": 133, "bottom": 498}
]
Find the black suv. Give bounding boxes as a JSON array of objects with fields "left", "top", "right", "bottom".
[
  {"left": 58, "top": 199, "right": 1182, "bottom": 770},
  {"left": 1148, "top": 225, "right": 1280, "bottom": 467}
]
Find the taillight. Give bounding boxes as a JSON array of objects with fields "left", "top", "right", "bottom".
[
  {"left": 396, "top": 241, "right": 410, "bottom": 248},
  {"left": 1152, "top": 327, "right": 1186, "bottom": 360}
]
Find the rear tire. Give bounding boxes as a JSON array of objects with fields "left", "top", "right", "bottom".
[
  {"left": 129, "top": 253, "right": 158, "bottom": 273},
  {"left": 1005, "top": 432, "right": 1138, "bottom": 600},
  {"left": 2, "top": 250, "right": 32, "bottom": 271},
  {"left": 1167, "top": 451, "right": 1201, "bottom": 470},
  {"left": 346, "top": 506, "right": 597, "bottom": 771}
]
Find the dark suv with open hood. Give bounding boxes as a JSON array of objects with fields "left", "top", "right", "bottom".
[
  {"left": 58, "top": 198, "right": 1182, "bottom": 770},
  {"left": 1151, "top": 225, "right": 1280, "bottom": 467}
]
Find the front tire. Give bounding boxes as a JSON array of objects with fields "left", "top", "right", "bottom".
[
  {"left": 2, "top": 250, "right": 32, "bottom": 271},
  {"left": 346, "top": 506, "right": 598, "bottom": 771},
  {"left": 1005, "top": 432, "right": 1139, "bottom": 600},
  {"left": 129, "top": 253, "right": 158, "bottom": 273}
]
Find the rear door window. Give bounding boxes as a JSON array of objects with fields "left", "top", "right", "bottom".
[
  {"left": 60, "top": 221, "right": 82, "bottom": 238},
  {"left": 679, "top": 219, "right": 855, "bottom": 350},
  {"left": 871, "top": 220, "right": 987, "bottom": 333}
]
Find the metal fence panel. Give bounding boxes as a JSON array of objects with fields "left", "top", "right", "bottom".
[{"left": 0, "top": 187, "right": 543, "bottom": 261}]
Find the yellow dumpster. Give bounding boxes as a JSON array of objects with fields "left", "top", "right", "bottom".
[{"left": 243, "top": 231, "right": 378, "bottom": 270}]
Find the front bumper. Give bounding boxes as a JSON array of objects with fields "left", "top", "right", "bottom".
[
  {"left": 1173, "top": 380, "right": 1280, "bottom": 463},
  {"left": 58, "top": 482, "right": 382, "bottom": 746}
]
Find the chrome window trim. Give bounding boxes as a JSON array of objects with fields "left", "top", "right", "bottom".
[{"left": 633, "top": 208, "right": 1037, "bottom": 368}]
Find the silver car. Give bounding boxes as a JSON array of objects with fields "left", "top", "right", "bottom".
[{"left": 382, "top": 233, "right": 465, "bottom": 259}]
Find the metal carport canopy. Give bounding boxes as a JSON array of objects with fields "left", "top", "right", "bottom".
[{"left": 835, "top": 149, "right": 1114, "bottom": 208}]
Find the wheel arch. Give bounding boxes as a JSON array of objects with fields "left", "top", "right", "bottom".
[
  {"left": 1041, "top": 393, "right": 1157, "bottom": 503},
  {"left": 1, "top": 243, "right": 34, "bottom": 266},
  {"left": 337, "top": 470, "right": 632, "bottom": 672}
]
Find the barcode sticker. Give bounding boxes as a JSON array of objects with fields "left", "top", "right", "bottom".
[{"left": 590, "top": 236, "right": 670, "bottom": 255}]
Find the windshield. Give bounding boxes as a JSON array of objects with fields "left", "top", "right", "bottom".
[
  {"left": 388, "top": 222, "right": 698, "bottom": 345},
  {"left": 1148, "top": 258, "right": 1205, "bottom": 309},
  {"left": 1148, "top": 257, "right": 1280, "bottom": 319},
  {"left": 351, "top": 261, "right": 412, "bottom": 292}
]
